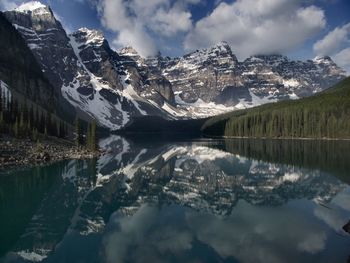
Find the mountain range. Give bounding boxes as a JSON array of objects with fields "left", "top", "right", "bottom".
[{"left": 1, "top": 1, "right": 347, "bottom": 130}]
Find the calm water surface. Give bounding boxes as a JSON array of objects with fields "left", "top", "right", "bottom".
[{"left": 0, "top": 137, "right": 350, "bottom": 263}]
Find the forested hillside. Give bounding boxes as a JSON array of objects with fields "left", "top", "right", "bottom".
[
  {"left": 0, "top": 12, "right": 99, "bottom": 148},
  {"left": 202, "top": 77, "right": 350, "bottom": 139}
]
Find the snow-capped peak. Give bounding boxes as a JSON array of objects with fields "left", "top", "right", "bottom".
[
  {"left": 313, "top": 55, "right": 334, "bottom": 64},
  {"left": 72, "top": 28, "right": 105, "bottom": 46},
  {"left": 213, "top": 41, "right": 230, "bottom": 49},
  {"left": 119, "top": 46, "right": 140, "bottom": 57},
  {"left": 77, "top": 27, "right": 101, "bottom": 35},
  {"left": 14, "top": 1, "right": 48, "bottom": 13},
  {"left": 205, "top": 41, "right": 233, "bottom": 55}
]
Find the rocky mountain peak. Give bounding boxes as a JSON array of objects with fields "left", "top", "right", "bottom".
[
  {"left": 313, "top": 55, "right": 334, "bottom": 65},
  {"left": 14, "top": 1, "right": 48, "bottom": 13},
  {"left": 118, "top": 46, "right": 145, "bottom": 66},
  {"left": 13, "top": 1, "right": 54, "bottom": 20},
  {"left": 210, "top": 41, "right": 232, "bottom": 52},
  {"left": 183, "top": 41, "right": 238, "bottom": 64},
  {"left": 7, "top": 1, "right": 59, "bottom": 31},
  {"left": 72, "top": 28, "right": 105, "bottom": 47},
  {"left": 119, "top": 46, "right": 140, "bottom": 57}
]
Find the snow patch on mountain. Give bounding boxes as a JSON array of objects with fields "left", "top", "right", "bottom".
[
  {"left": 61, "top": 36, "right": 128, "bottom": 129},
  {"left": 61, "top": 80, "right": 128, "bottom": 129},
  {"left": 283, "top": 78, "right": 300, "bottom": 88},
  {"left": 120, "top": 73, "right": 147, "bottom": 115},
  {"left": 174, "top": 92, "right": 236, "bottom": 118}
]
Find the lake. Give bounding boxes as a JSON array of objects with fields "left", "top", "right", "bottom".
[{"left": 0, "top": 137, "right": 350, "bottom": 263}]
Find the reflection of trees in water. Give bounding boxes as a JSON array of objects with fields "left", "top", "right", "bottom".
[
  {"left": 0, "top": 163, "right": 65, "bottom": 257},
  {"left": 222, "top": 139, "right": 350, "bottom": 183},
  {"left": 0, "top": 159, "right": 99, "bottom": 260}
]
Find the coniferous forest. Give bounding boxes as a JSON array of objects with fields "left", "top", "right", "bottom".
[
  {"left": 0, "top": 86, "right": 97, "bottom": 151},
  {"left": 202, "top": 77, "right": 350, "bottom": 139},
  {"left": 0, "top": 91, "right": 67, "bottom": 140}
]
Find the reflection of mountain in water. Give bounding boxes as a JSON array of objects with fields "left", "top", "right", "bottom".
[{"left": 1, "top": 136, "right": 348, "bottom": 262}]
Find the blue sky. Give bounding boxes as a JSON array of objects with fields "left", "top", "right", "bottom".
[{"left": 1, "top": 0, "right": 350, "bottom": 71}]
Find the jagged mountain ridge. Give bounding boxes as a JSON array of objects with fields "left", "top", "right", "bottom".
[
  {"left": 119, "top": 42, "right": 347, "bottom": 118},
  {"left": 3, "top": 1, "right": 347, "bottom": 130},
  {"left": 145, "top": 42, "right": 346, "bottom": 106},
  {"left": 3, "top": 2, "right": 175, "bottom": 130}
]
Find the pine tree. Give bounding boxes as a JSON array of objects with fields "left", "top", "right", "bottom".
[
  {"left": 75, "top": 116, "right": 82, "bottom": 147},
  {"left": 0, "top": 111, "right": 3, "bottom": 133},
  {"left": 0, "top": 88, "right": 2, "bottom": 112},
  {"left": 32, "top": 128, "right": 38, "bottom": 141},
  {"left": 14, "top": 117, "right": 19, "bottom": 137},
  {"left": 29, "top": 106, "right": 34, "bottom": 129},
  {"left": 87, "top": 122, "right": 91, "bottom": 150},
  {"left": 90, "top": 119, "right": 97, "bottom": 151},
  {"left": 46, "top": 112, "right": 52, "bottom": 136},
  {"left": 39, "top": 111, "right": 45, "bottom": 134},
  {"left": 20, "top": 111, "right": 24, "bottom": 128}
]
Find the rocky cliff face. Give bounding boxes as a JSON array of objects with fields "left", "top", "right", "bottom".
[
  {"left": 117, "top": 41, "right": 346, "bottom": 119},
  {"left": 0, "top": 11, "right": 59, "bottom": 113},
  {"left": 3, "top": 1, "right": 347, "bottom": 129},
  {"left": 147, "top": 43, "right": 346, "bottom": 109},
  {"left": 4, "top": 2, "right": 175, "bottom": 130}
]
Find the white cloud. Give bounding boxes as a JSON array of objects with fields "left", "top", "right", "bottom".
[
  {"left": 313, "top": 23, "right": 350, "bottom": 56},
  {"left": 98, "top": 0, "right": 199, "bottom": 57},
  {"left": 333, "top": 47, "right": 350, "bottom": 74},
  {"left": 184, "top": 0, "right": 326, "bottom": 59},
  {"left": 313, "top": 23, "right": 350, "bottom": 74}
]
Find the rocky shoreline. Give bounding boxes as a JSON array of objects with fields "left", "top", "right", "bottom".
[{"left": 0, "top": 136, "right": 101, "bottom": 170}]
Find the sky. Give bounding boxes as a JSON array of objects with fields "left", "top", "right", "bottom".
[{"left": 1, "top": 0, "right": 350, "bottom": 72}]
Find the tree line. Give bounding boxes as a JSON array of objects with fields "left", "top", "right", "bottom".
[
  {"left": 0, "top": 87, "right": 98, "bottom": 151},
  {"left": 74, "top": 117, "right": 97, "bottom": 151},
  {"left": 224, "top": 106, "right": 350, "bottom": 138},
  {"left": 0, "top": 89, "right": 68, "bottom": 140},
  {"left": 203, "top": 77, "right": 350, "bottom": 139}
]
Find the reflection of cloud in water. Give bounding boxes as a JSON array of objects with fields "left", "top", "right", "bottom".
[
  {"left": 297, "top": 232, "right": 327, "bottom": 254},
  {"left": 102, "top": 200, "right": 349, "bottom": 263},
  {"left": 2, "top": 137, "right": 350, "bottom": 263},
  {"left": 187, "top": 202, "right": 330, "bottom": 263},
  {"left": 103, "top": 205, "right": 193, "bottom": 263}
]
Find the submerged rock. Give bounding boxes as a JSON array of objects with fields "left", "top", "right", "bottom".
[{"left": 343, "top": 220, "right": 350, "bottom": 234}]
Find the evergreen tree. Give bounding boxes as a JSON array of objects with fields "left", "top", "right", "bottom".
[
  {"left": 87, "top": 122, "right": 91, "bottom": 149},
  {"left": 0, "top": 111, "right": 3, "bottom": 133},
  {"left": 75, "top": 116, "right": 83, "bottom": 146},
  {"left": 13, "top": 117, "right": 19, "bottom": 137},
  {"left": 91, "top": 119, "right": 97, "bottom": 151},
  {"left": 0, "top": 88, "right": 2, "bottom": 112}
]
